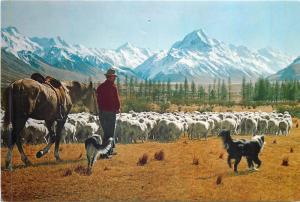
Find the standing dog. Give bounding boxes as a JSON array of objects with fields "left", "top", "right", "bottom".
[
  {"left": 85, "top": 135, "right": 113, "bottom": 171},
  {"left": 218, "top": 130, "right": 265, "bottom": 174}
]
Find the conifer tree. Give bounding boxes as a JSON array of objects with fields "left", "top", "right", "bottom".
[
  {"left": 184, "top": 77, "right": 189, "bottom": 100},
  {"left": 217, "top": 79, "right": 221, "bottom": 102},
  {"left": 129, "top": 76, "right": 134, "bottom": 98},
  {"left": 241, "top": 77, "right": 246, "bottom": 102},
  {"left": 191, "top": 80, "right": 196, "bottom": 100},
  {"left": 167, "top": 79, "right": 171, "bottom": 99},
  {"left": 221, "top": 80, "right": 227, "bottom": 101},
  {"left": 228, "top": 77, "right": 232, "bottom": 102}
]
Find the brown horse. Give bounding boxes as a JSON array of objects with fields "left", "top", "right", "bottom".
[{"left": 3, "top": 78, "right": 97, "bottom": 170}]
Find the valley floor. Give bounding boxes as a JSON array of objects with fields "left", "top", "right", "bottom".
[{"left": 1, "top": 127, "right": 300, "bottom": 201}]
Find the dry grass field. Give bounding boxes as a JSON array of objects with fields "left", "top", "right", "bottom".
[{"left": 1, "top": 122, "right": 300, "bottom": 201}]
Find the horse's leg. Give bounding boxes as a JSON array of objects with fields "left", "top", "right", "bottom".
[
  {"left": 6, "top": 118, "right": 27, "bottom": 170},
  {"left": 36, "top": 120, "right": 55, "bottom": 158},
  {"left": 15, "top": 121, "right": 33, "bottom": 166},
  {"left": 54, "top": 120, "right": 66, "bottom": 161}
]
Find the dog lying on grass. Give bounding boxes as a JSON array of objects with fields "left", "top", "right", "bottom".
[
  {"left": 218, "top": 130, "right": 265, "bottom": 174},
  {"left": 85, "top": 135, "right": 113, "bottom": 171}
]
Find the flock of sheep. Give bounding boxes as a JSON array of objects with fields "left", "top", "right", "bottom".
[
  {"left": 116, "top": 110, "right": 292, "bottom": 143},
  {"left": 0, "top": 109, "right": 293, "bottom": 146}
]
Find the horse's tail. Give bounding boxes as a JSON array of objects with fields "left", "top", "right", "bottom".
[{"left": 3, "top": 84, "right": 14, "bottom": 127}]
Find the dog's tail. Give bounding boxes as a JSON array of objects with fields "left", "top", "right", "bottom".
[{"left": 85, "top": 137, "right": 113, "bottom": 155}]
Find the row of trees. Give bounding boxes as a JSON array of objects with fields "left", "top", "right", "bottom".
[
  {"left": 114, "top": 76, "right": 300, "bottom": 106},
  {"left": 241, "top": 77, "right": 300, "bottom": 102},
  {"left": 116, "top": 76, "right": 233, "bottom": 106}
]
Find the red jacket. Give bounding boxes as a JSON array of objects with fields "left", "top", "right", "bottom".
[{"left": 96, "top": 80, "right": 120, "bottom": 113}]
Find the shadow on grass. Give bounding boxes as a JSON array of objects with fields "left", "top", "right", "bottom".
[{"left": 1, "top": 158, "right": 86, "bottom": 171}]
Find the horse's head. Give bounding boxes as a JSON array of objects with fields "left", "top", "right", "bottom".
[{"left": 63, "top": 81, "right": 98, "bottom": 114}]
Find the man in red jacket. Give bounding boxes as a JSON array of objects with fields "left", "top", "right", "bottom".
[{"left": 96, "top": 68, "right": 120, "bottom": 158}]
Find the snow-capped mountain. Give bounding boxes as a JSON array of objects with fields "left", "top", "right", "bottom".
[
  {"left": 1, "top": 27, "right": 43, "bottom": 59},
  {"left": 1, "top": 26, "right": 154, "bottom": 80},
  {"left": 268, "top": 56, "right": 300, "bottom": 80},
  {"left": 102, "top": 42, "right": 154, "bottom": 68},
  {"left": 135, "top": 29, "right": 293, "bottom": 83},
  {"left": 1, "top": 26, "right": 294, "bottom": 84}
]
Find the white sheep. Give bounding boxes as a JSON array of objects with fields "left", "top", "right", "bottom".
[
  {"left": 187, "top": 120, "right": 210, "bottom": 140},
  {"left": 21, "top": 119, "right": 48, "bottom": 145},
  {"left": 221, "top": 118, "right": 237, "bottom": 135},
  {"left": 61, "top": 122, "right": 77, "bottom": 143},
  {"left": 278, "top": 119, "right": 289, "bottom": 136},
  {"left": 268, "top": 119, "right": 279, "bottom": 135},
  {"left": 257, "top": 118, "right": 268, "bottom": 135}
]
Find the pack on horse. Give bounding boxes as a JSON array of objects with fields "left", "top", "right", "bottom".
[{"left": 3, "top": 73, "right": 96, "bottom": 170}]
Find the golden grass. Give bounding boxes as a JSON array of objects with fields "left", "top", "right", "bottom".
[{"left": 1, "top": 126, "right": 300, "bottom": 201}]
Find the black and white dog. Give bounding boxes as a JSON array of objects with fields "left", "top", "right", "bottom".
[
  {"left": 218, "top": 130, "right": 265, "bottom": 174},
  {"left": 85, "top": 135, "right": 114, "bottom": 171}
]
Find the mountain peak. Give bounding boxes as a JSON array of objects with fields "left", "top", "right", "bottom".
[
  {"left": 193, "top": 29, "right": 208, "bottom": 40},
  {"left": 2, "top": 26, "right": 20, "bottom": 36},
  {"left": 55, "top": 36, "right": 70, "bottom": 48},
  {"left": 116, "top": 42, "right": 135, "bottom": 51},
  {"left": 171, "top": 29, "right": 216, "bottom": 51}
]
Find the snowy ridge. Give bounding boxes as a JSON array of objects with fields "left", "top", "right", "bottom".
[
  {"left": 136, "top": 29, "right": 293, "bottom": 82},
  {"left": 1, "top": 27, "right": 42, "bottom": 62},
  {"left": 1, "top": 26, "right": 294, "bottom": 83},
  {"left": 1, "top": 26, "right": 155, "bottom": 76}
]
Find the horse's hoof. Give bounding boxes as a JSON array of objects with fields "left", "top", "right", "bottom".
[
  {"left": 55, "top": 157, "right": 63, "bottom": 162},
  {"left": 7, "top": 167, "right": 13, "bottom": 172},
  {"left": 5, "top": 162, "right": 13, "bottom": 171},
  {"left": 25, "top": 160, "right": 33, "bottom": 167},
  {"left": 87, "top": 167, "right": 92, "bottom": 175},
  {"left": 36, "top": 151, "right": 44, "bottom": 158}
]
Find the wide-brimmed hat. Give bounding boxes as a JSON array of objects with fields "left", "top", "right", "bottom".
[{"left": 105, "top": 68, "right": 117, "bottom": 77}]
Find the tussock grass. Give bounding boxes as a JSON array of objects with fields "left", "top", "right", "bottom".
[
  {"left": 154, "top": 150, "right": 165, "bottom": 161},
  {"left": 74, "top": 164, "right": 91, "bottom": 176},
  {"left": 62, "top": 168, "right": 72, "bottom": 177},
  {"left": 192, "top": 156, "right": 199, "bottom": 165},
  {"left": 216, "top": 175, "right": 222, "bottom": 185},
  {"left": 282, "top": 157, "right": 289, "bottom": 166},
  {"left": 137, "top": 153, "right": 148, "bottom": 166}
]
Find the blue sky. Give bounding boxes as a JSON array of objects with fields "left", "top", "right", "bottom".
[{"left": 1, "top": 1, "right": 300, "bottom": 56}]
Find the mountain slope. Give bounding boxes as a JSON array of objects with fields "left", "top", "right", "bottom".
[
  {"left": 268, "top": 56, "right": 300, "bottom": 80},
  {"left": 1, "top": 49, "right": 104, "bottom": 86}
]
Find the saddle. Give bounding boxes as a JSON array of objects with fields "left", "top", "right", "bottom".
[{"left": 31, "top": 73, "right": 66, "bottom": 120}]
